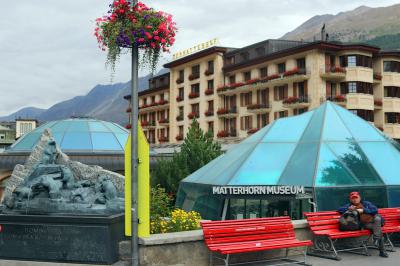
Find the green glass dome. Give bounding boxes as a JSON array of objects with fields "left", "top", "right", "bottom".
[
  {"left": 9, "top": 118, "right": 129, "bottom": 153},
  {"left": 176, "top": 101, "right": 400, "bottom": 220}
]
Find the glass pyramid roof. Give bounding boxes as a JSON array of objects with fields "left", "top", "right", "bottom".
[
  {"left": 181, "top": 101, "right": 400, "bottom": 187},
  {"left": 8, "top": 118, "right": 129, "bottom": 153}
]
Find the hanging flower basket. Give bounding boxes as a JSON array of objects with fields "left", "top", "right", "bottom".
[{"left": 95, "top": 0, "right": 177, "bottom": 73}]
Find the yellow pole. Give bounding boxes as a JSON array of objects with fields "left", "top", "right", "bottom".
[{"left": 125, "top": 125, "right": 150, "bottom": 237}]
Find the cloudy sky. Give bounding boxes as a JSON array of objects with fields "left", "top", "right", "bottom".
[{"left": 0, "top": 0, "right": 399, "bottom": 116}]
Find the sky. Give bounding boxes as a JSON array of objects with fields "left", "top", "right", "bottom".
[{"left": 0, "top": 0, "right": 399, "bottom": 116}]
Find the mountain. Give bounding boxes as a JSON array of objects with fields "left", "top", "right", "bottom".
[
  {"left": 281, "top": 4, "right": 400, "bottom": 49},
  {"left": 0, "top": 71, "right": 163, "bottom": 125},
  {"left": 0, "top": 107, "right": 46, "bottom": 121}
]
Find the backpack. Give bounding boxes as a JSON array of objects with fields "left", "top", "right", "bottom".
[{"left": 339, "top": 210, "right": 361, "bottom": 231}]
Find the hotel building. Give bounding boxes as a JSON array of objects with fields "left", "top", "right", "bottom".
[{"left": 126, "top": 39, "right": 400, "bottom": 145}]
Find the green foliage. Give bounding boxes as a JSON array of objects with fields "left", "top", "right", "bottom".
[
  {"left": 151, "top": 119, "right": 223, "bottom": 195},
  {"left": 364, "top": 34, "right": 400, "bottom": 50},
  {"left": 151, "top": 209, "right": 202, "bottom": 234},
  {"left": 150, "top": 185, "right": 172, "bottom": 220}
]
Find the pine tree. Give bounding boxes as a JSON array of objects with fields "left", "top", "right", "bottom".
[{"left": 151, "top": 119, "right": 223, "bottom": 195}]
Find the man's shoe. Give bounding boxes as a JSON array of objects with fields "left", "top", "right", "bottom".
[
  {"left": 379, "top": 251, "right": 388, "bottom": 258},
  {"left": 373, "top": 238, "right": 380, "bottom": 247}
]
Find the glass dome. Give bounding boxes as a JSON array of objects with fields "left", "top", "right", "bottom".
[
  {"left": 176, "top": 101, "right": 400, "bottom": 220},
  {"left": 9, "top": 118, "right": 129, "bottom": 153}
]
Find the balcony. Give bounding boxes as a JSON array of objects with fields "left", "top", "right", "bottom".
[
  {"left": 204, "top": 89, "right": 214, "bottom": 96},
  {"left": 282, "top": 96, "right": 311, "bottom": 108},
  {"left": 320, "top": 66, "right": 346, "bottom": 81},
  {"left": 141, "top": 121, "right": 156, "bottom": 129},
  {"left": 383, "top": 97, "right": 400, "bottom": 112},
  {"left": 204, "top": 69, "right": 214, "bottom": 76},
  {"left": 217, "top": 107, "right": 238, "bottom": 118},
  {"left": 383, "top": 123, "right": 400, "bottom": 139},
  {"left": 176, "top": 114, "right": 184, "bottom": 122},
  {"left": 325, "top": 95, "right": 346, "bottom": 106},
  {"left": 382, "top": 72, "right": 400, "bottom": 85},
  {"left": 158, "top": 118, "right": 169, "bottom": 125},
  {"left": 187, "top": 112, "right": 200, "bottom": 120},
  {"left": 246, "top": 102, "right": 271, "bottom": 113},
  {"left": 346, "top": 93, "right": 374, "bottom": 110},
  {"left": 216, "top": 69, "right": 310, "bottom": 96},
  {"left": 217, "top": 130, "right": 237, "bottom": 138},
  {"left": 345, "top": 67, "right": 373, "bottom": 83},
  {"left": 247, "top": 128, "right": 260, "bottom": 135},
  {"left": 204, "top": 110, "right": 214, "bottom": 117},
  {"left": 139, "top": 100, "right": 169, "bottom": 113},
  {"left": 188, "top": 92, "right": 200, "bottom": 99}
]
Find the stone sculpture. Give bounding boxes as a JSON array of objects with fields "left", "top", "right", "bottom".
[{"left": 1, "top": 129, "right": 125, "bottom": 215}]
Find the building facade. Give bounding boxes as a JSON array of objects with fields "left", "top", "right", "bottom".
[
  {"left": 0, "top": 125, "right": 16, "bottom": 151},
  {"left": 15, "top": 119, "right": 38, "bottom": 139},
  {"left": 127, "top": 40, "right": 400, "bottom": 145}
]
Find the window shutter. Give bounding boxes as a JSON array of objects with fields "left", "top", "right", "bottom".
[
  {"left": 249, "top": 92, "right": 252, "bottom": 105},
  {"left": 293, "top": 83, "right": 298, "bottom": 97}
]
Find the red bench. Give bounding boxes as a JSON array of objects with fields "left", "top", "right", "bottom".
[
  {"left": 201, "top": 217, "right": 313, "bottom": 266},
  {"left": 304, "top": 208, "right": 400, "bottom": 260}
]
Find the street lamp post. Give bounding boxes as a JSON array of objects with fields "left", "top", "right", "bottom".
[{"left": 130, "top": 0, "right": 139, "bottom": 265}]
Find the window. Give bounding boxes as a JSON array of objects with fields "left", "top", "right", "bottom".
[
  {"left": 192, "top": 65, "right": 200, "bottom": 75},
  {"left": 350, "top": 110, "right": 374, "bottom": 122},
  {"left": 296, "top": 58, "right": 306, "bottom": 71},
  {"left": 240, "top": 52, "right": 249, "bottom": 61},
  {"left": 229, "top": 75, "right": 236, "bottom": 84},
  {"left": 240, "top": 116, "right": 253, "bottom": 130},
  {"left": 151, "top": 96, "right": 156, "bottom": 104},
  {"left": 348, "top": 82, "right": 357, "bottom": 93},
  {"left": 243, "top": 71, "right": 251, "bottom": 81},
  {"left": 278, "top": 63, "right": 286, "bottom": 74},
  {"left": 160, "top": 93, "right": 164, "bottom": 100},
  {"left": 275, "top": 86, "right": 287, "bottom": 100},
  {"left": 383, "top": 61, "right": 400, "bottom": 73},
  {"left": 385, "top": 86, "right": 400, "bottom": 98},
  {"left": 207, "top": 60, "right": 214, "bottom": 74},
  {"left": 179, "top": 70, "right": 184, "bottom": 80},
  {"left": 298, "top": 82, "right": 306, "bottom": 97},
  {"left": 259, "top": 67, "right": 268, "bottom": 78},
  {"left": 240, "top": 92, "right": 252, "bottom": 107},
  {"left": 207, "top": 79, "right": 214, "bottom": 90},
  {"left": 143, "top": 98, "right": 147, "bottom": 105},
  {"left": 226, "top": 56, "right": 235, "bottom": 65},
  {"left": 386, "top": 113, "right": 400, "bottom": 124},
  {"left": 208, "top": 121, "right": 214, "bottom": 134},
  {"left": 208, "top": 100, "right": 214, "bottom": 112},
  {"left": 191, "top": 83, "right": 200, "bottom": 94},
  {"left": 278, "top": 111, "right": 287, "bottom": 118},
  {"left": 179, "top": 106, "right": 184, "bottom": 116},
  {"left": 191, "top": 103, "right": 199, "bottom": 114},
  {"left": 255, "top": 46, "right": 265, "bottom": 56},
  {"left": 257, "top": 113, "right": 269, "bottom": 128},
  {"left": 179, "top": 126, "right": 184, "bottom": 136},
  {"left": 348, "top": 56, "right": 357, "bottom": 67},
  {"left": 178, "top": 87, "right": 184, "bottom": 99}
]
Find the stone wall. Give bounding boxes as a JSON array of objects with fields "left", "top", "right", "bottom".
[{"left": 117, "top": 220, "right": 312, "bottom": 266}]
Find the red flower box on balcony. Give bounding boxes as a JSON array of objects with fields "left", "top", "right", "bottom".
[
  {"left": 228, "top": 82, "right": 245, "bottom": 89},
  {"left": 188, "top": 92, "right": 199, "bottom": 99},
  {"left": 158, "top": 99, "right": 168, "bottom": 105},
  {"left": 204, "top": 110, "right": 213, "bottom": 116},
  {"left": 176, "top": 135, "right": 183, "bottom": 141},
  {"left": 176, "top": 115, "right": 183, "bottom": 121},
  {"left": 374, "top": 99, "right": 383, "bottom": 106},
  {"left": 328, "top": 66, "right": 346, "bottom": 73},
  {"left": 283, "top": 67, "right": 300, "bottom": 77},
  {"left": 176, "top": 96, "right": 183, "bottom": 102},
  {"left": 217, "top": 85, "right": 229, "bottom": 92},
  {"left": 159, "top": 136, "right": 168, "bottom": 142},
  {"left": 267, "top": 73, "right": 280, "bottom": 80},
  {"left": 247, "top": 128, "right": 259, "bottom": 134},
  {"left": 150, "top": 102, "right": 158, "bottom": 107},
  {"left": 334, "top": 95, "right": 346, "bottom": 102},
  {"left": 205, "top": 89, "right": 214, "bottom": 95},
  {"left": 140, "top": 104, "right": 149, "bottom": 109},
  {"left": 189, "top": 73, "right": 199, "bottom": 81},
  {"left": 204, "top": 69, "right": 213, "bottom": 76},
  {"left": 187, "top": 112, "right": 199, "bottom": 119},
  {"left": 217, "top": 108, "right": 229, "bottom": 115},
  {"left": 217, "top": 130, "right": 229, "bottom": 138},
  {"left": 176, "top": 78, "right": 184, "bottom": 84},
  {"left": 247, "top": 103, "right": 269, "bottom": 110},
  {"left": 141, "top": 121, "right": 149, "bottom": 126},
  {"left": 158, "top": 118, "right": 169, "bottom": 124},
  {"left": 245, "top": 78, "right": 260, "bottom": 85},
  {"left": 374, "top": 73, "right": 382, "bottom": 80},
  {"left": 283, "top": 96, "right": 300, "bottom": 104}
]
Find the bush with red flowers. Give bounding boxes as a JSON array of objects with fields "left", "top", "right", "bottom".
[
  {"left": 329, "top": 66, "right": 346, "bottom": 73},
  {"left": 247, "top": 103, "right": 269, "bottom": 110},
  {"left": 176, "top": 96, "right": 183, "bottom": 102},
  {"left": 95, "top": 1, "right": 177, "bottom": 73},
  {"left": 176, "top": 114, "right": 184, "bottom": 121},
  {"left": 188, "top": 92, "right": 199, "bottom": 99}
]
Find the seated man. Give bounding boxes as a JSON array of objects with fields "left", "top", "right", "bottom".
[{"left": 338, "top": 191, "right": 387, "bottom": 258}]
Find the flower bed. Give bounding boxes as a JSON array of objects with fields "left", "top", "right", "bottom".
[
  {"left": 333, "top": 95, "right": 346, "bottom": 102},
  {"left": 204, "top": 89, "right": 214, "bottom": 95},
  {"left": 140, "top": 104, "right": 149, "bottom": 109},
  {"left": 187, "top": 112, "right": 199, "bottom": 119},
  {"left": 188, "top": 92, "right": 199, "bottom": 99},
  {"left": 151, "top": 209, "right": 201, "bottom": 234},
  {"left": 95, "top": 1, "right": 177, "bottom": 73},
  {"left": 141, "top": 121, "right": 149, "bottom": 126}
]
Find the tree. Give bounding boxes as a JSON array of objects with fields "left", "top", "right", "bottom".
[{"left": 151, "top": 119, "right": 223, "bottom": 195}]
